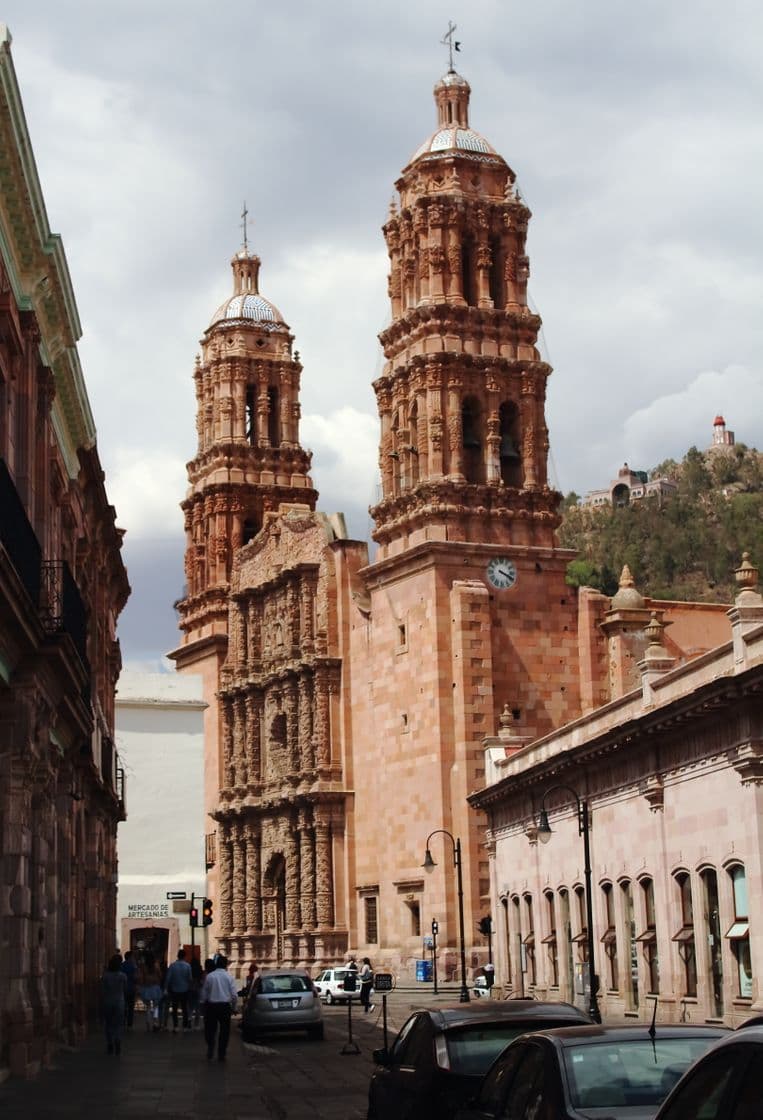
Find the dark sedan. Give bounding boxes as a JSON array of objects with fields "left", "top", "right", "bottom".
[
  {"left": 654, "top": 1024, "right": 763, "bottom": 1120},
  {"left": 455, "top": 1024, "right": 728, "bottom": 1120},
  {"left": 367, "top": 1000, "right": 592, "bottom": 1120}
]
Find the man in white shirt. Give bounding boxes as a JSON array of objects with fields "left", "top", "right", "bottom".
[{"left": 200, "top": 955, "right": 238, "bottom": 1061}]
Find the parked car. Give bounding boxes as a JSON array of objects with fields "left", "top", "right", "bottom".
[
  {"left": 240, "top": 968, "right": 324, "bottom": 1041},
  {"left": 455, "top": 1024, "right": 728, "bottom": 1120},
  {"left": 314, "top": 966, "right": 362, "bottom": 1004},
  {"left": 654, "top": 1024, "right": 763, "bottom": 1120},
  {"left": 367, "top": 1000, "right": 592, "bottom": 1120}
]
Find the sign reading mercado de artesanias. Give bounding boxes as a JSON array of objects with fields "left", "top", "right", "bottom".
[{"left": 127, "top": 903, "right": 170, "bottom": 919}]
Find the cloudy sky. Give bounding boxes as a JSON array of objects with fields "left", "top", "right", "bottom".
[{"left": 6, "top": 0, "right": 763, "bottom": 666}]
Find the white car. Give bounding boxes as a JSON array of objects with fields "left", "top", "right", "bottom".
[{"left": 313, "top": 967, "right": 362, "bottom": 1005}]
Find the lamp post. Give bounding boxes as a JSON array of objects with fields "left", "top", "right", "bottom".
[
  {"left": 423, "top": 830, "right": 470, "bottom": 1003},
  {"left": 537, "top": 785, "right": 600, "bottom": 1023}
]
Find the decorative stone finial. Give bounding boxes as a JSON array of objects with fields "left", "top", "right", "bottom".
[
  {"left": 644, "top": 611, "right": 666, "bottom": 652},
  {"left": 498, "top": 704, "right": 513, "bottom": 741},
  {"left": 610, "top": 565, "right": 646, "bottom": 610},
  {"left": 388, "top": 195, "right": 398, "bottom": 219},
  {"left": 735, "top": 553, "right": 761, "bottom": 606}
]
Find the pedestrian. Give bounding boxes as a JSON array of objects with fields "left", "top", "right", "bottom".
[
  {"left": 200, "top": 954, "right": 238, "bottom": 1062},
  {"left": 165, "top": 948, "right": 193, "bottom": 1032},
  {"left": 100, "top": 953, "right": 127, "bottom": 1055},
  {"left": 188, "top": 955, "right": 204, "bottom": 1029},
  {"left": 238, "top": 960, "right": 259, "bottom": 1003},
  {"left": 359, "top": 956, "right": 374, "bottom": 1013},
  {"left": 347, "top": 956, "right": 358, "bottom": 972},
  {"left": 138, "top": 951, "right": 163, "bottom": 1032},
  {"left": 121, "top": 950, "right": 137, "bottom": 1029}
]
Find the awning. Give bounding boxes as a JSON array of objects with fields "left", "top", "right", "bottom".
[
  {"left": 725, "top": 921, "right": 749, "bottom": 940},
  {"left": 601, "top": 927, "right": 617, "bottom": 945},
  {"left": 523, "top": 932, "right": 535, "bottom": 948},
  {"left": 672, "top": 926, "right": 695, "bottom": 943},
  {"left": 572, "top": 931, "right": 588, "bottom": 944},
  {"left": 636, "top": 929, "right": 657, "bottom": 944},
  {"left": 541, "top": 933, "right": 557, "bottom": 945}
]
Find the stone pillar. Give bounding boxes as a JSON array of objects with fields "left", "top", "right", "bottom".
[
  {"left": 298, "top": 675, "right": 315, "bottom": 771},
  {"left": 426, "top": 362, "right": 444, "bottom": 478},
  {"left": 219, "top": 824, "right": 234, "bottom": 935},
  {"left": 285, "top": 682, "right": 300, "bottom": 774},
  {"left": 476, "top": 240, "right": 493, "bottom": 308},
  {"left": 232, "top": 827, "right": 246, "bottom": 933},
  {"left": 447, "top": 374, "right": 464, "bottom": 479},
  {"left": 447, "top": 221, "right": 465, "bottom": 303},
  {"left": 299, "top": 810, "right": 317, "bottom": 929},
  {"left": 233, "top": 694, "right": 247, "bottom": 788},
  {"left": 314, "top": 668, "right": 330, "bottom": 769},
  {"left": 315, "top": 815, "right": 334, "bottom": 927},
  {"left": 245, "top": 692, "right": 261, "bottom": 784},
  {"left": 245, "top": 831, "right": 259, "bottom": 933},
  {"left": 285, "top": 822, "right": 301, "bottom": 930}
]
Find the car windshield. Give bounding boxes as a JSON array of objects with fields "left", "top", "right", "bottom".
[
  {"left": 261, "top": 975, "right": 312, "bottom": 994},
  {"left": 446, "top": 1023, "right": 563, "bottom": 1076},
  {"left": 563, "top": 1038, "right": 717, "bottom": 1109}
]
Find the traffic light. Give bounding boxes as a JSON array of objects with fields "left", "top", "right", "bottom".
[
  {"left": 431, "top": 919, "right": 439, "bottom": 936},
  {"left": 477, "top": 915, "right": 492, "bottom": 937},
  {"left": 202, "top": 897, "right": 213, "bottom": 926},
  {"left": 189, "top": 903, "right": 199, "bottom": 928}
]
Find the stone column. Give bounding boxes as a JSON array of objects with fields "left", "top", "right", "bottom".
[
  {"left": 298, "top": 675, "right": 315, "bottom": 771},
  {"left": 245, "top": 692, "right": 261, "bottom": 784},
  {"left": 315, "top": 815, "right": 334, "bottom": 928},
  {"left": 447, "top": 374, "right": 464, "bottom": 479},
  {"left": 245, "top": 831, "right": 259, "bottom": 933},
  {"left": 219, "top": 824, "right": 234, "bottom": 935},
  {"left": 285, "top": 682, "right": 300, "bottom": 775},
  {"left": 299, "top": 810, "right": 317, "bottom": 929},
  {"left": 447, "top": 219, "right": 465, "bottom": 303},
  {"left": 426, "top": 363, "right": 444, "bottom": 478},
  {"left": 231, "top": 825, "right": 246, "bottom": 934},
  {"left": 520, "top": 374, "right": 538, "bottom": 488},
  {"left": 299, "top": 574, "right": 315, "bottom": 653},
  {"left": 485, "top": 378, "right": 501, "bottom": 484},
  {"left": 285, "top": 822, "right": 301, "bottom": 930},
  {"left": 232, "top": 694, "right": 247, "bottom": 788},
  {"left": 314, "top": 668, "right": 330, "bottom": 769},
  {"left": 476, "top": 241, "right": 493, "bottom": 308}
]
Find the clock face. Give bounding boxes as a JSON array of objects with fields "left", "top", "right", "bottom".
[{"left": 486, "top": 557, "right": 517, "bottom": 590}]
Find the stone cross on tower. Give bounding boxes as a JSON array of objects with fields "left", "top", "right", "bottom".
[
  {"left": 440, "top": 20, "right": 461, "bottom": 72},
  {"left": 240, "top": 201, "right": 250, "bottom": 254}
]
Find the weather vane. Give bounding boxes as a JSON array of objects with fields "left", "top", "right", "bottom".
[
  {"left": 440, "top": 20, "right": 461, "bottom": 72},
  {"left": 241, "top": 201, "right": 250, "bottom": 254}
]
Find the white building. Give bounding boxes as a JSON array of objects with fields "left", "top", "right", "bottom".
[{"left": 115, "top": 670, "right": 208, "bottom": 964}]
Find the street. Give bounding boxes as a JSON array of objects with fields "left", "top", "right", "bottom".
[{"left": 0, "top": 987, "right": 459, "bottom": 1119}]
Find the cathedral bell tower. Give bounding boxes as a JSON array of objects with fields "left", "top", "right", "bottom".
[
  {"left": 371, "top": 69, "right": 559, "bottom": 557},
  {"left": 175, "top": 247, "right": 317, "bottom": 651}
]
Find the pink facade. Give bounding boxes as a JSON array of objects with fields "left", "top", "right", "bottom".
[{"left": 473, "top": 557, "right": 763, "bottom": 1026}]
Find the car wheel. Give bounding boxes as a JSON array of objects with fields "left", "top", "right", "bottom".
[
  {"left": 325, "top": 991, "right": 334, "bottom": 1005},
  {"left": 307, "top": 1024, "right": 324, "bottom": 1041}
]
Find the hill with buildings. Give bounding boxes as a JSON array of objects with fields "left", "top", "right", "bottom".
[{"left": 560, "top": 442, "right": 763, "bottom": 601}]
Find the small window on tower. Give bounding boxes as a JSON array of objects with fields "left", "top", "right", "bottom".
[
  {"left": 245, "top": 386, "right": 256, "bottom": 445},
  {"left": 398, "top": 623, "right": 407, "bottom": 649}
]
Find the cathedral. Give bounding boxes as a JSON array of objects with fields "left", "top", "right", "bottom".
[{"left": 170, "top": 67, "right": 729, "bottom": 978}]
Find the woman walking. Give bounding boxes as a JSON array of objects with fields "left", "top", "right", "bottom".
[
  {"left": 100, "top": 954, "right": 127, "bottom": 1055},
  {"left": 138, "top": 951, "right": 163, "bottom": 1032},
  {"left": 359, "top": 957, "right": 374, "bottom": 1014}
]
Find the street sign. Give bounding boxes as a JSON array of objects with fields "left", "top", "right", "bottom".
[
  {"left": 166, "top": 891, "right": 187, "bottom": 900},
  {"left": 173, "top": 900, "right": 192, "bottom": 914},
  {"left": 374, "top": 972, "right": 394, "bottom": 991},
  {"left": 423, "top": 935, "right": 434, "bottom": 949}
]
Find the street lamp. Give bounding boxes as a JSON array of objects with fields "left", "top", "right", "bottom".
[
  {"left": 537, "top": 785, "right": 601, "bottom": 1023},
  {"left": 423, "top": 829, "right": 470, "bottom": 1003}
]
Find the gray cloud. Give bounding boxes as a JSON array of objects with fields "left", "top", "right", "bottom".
[{"left": 5, "top": 0, "right": 761, "bottom": 661}]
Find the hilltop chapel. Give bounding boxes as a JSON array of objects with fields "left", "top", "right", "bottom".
[{"left": 169, "top": 68, "right": 730, "bottom": 979}]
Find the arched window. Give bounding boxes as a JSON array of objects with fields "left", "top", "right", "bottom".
[
  {"left": 462, "top": 396, "right": 484, "bottom": 483},
  {"left": 408, "top": 400, "right": 419, "bottom": 485},
  {"left": 461, "top": 238, "right": 476, "bottom": 307},
  {"left": 727, "top": 865, "right": 752, "bottom": 998},
  {"left": 637, "top": 877, "right": 659, "bottom": 994},
  {"left": 601, "top": 882, "right": 618, "bottom": 991},
  {"left": 621, "top": 879, "right": 639, "bottom": 1008},
  {"left": 245, "top": 385, "right": 256, "bottom": 444},
  {"left": 558, "top": 889, "right": 574, "bottom": 1001},
  {"left": 501, "top": 896, "right": 512, "bottom": 989},
  {"left": 673, "top": 871, "right": 697, "bottom": 997},
  {"left": 543, "top": 891, "right": 559, "bottom": 987},
  {"left": 242, "top": 518, "right": 258, "bottom": 545},
  {"left": 701, "top": 868, "right": 724, "bottom": 1016},
  {"left": 267, "top": 386, "right": 280, "bottom": 446},
  {"left": 523, "top": 893, "right": 536, "bottom": 987},
  {"left": 499, "top": 401, "right": 522, "bottom": 486}
]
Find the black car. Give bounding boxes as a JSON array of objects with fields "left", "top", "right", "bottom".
[
  {"left": 367, "top": 1000, "right": 592, "bottom": 1120},
  {"left": 455, "top": 1024, "right": 728, "bottom": 1120},
  {"left": 654, "top": 1024, "right": 763, "bottom": 1120}
]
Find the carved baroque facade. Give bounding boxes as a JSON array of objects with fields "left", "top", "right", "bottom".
[{"left": 0, "top": 29, "right": 129, "bottom": 1077}]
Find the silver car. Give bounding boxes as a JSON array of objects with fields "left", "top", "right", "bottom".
[{"left": 241, "top": 968, "right": 324, "bottom": 1041}]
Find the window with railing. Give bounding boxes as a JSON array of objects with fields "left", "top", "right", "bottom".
[
  {"left": 702, "top": 868, "right": 724, "bottom": 1016},
  {"left": 523, "top": 893, "right": 536, "bottom": 986},
  {"left": 365, "top": 895, "right": 379, "bottom": 944},
  {"left": 542, "top": 891, "right": 559, "bottom": 987}
]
